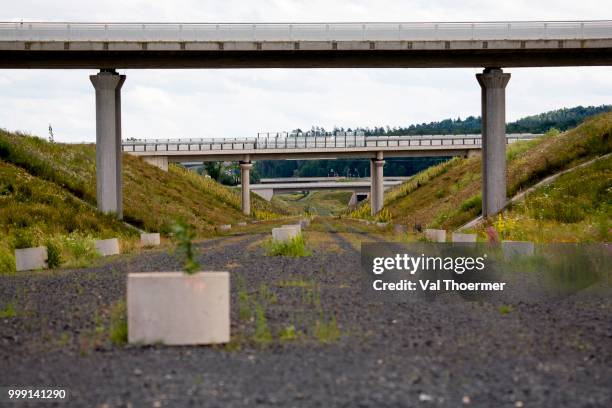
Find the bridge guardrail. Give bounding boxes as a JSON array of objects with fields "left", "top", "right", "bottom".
[
  {"left": 121, "top": 134, "right": 541, "bottom": 153},
  {"left": 1, "top": 21, "right": 610, "bottom": 42}
]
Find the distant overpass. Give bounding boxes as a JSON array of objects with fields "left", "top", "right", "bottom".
[
  {"left": 259, "top": 176, "right": 412, "bottom": 183},
  {"left": 122, "top": 133, "right": 540, "bottom": 164},
  {"left": 248, "top": 179, "right": 405, "bottom": 201}
]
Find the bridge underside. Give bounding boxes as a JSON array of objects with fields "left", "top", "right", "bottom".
[{"left": 1, "top": 42, "right": 611, "bottom": 68}]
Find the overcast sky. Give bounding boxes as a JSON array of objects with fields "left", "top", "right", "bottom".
[{"left": 0, "top": 0, "right": 610, "bottom": 143}]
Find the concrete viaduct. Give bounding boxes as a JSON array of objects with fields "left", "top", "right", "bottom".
[
  {"left": 121, "top": 133, "right": 539, "bottom": 215},
  {"left": 1, "top": 21, "right": 611, "bottom": 219}
]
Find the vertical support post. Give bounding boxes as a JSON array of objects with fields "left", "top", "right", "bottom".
[
  {"left": 240, "top": 160, "right": 253, "bottom": 216},
  {"left": 370, "top": 152, "right": 385, "bottom": 216},
  {"left": 370, "top": 159, "right": 377, "bottom": 215},
  {"left": 90, "top": 69, "right": 126, "bottom": 219},
  {"left": 476, "top": 67, "right": 510, "bottom": 217}
]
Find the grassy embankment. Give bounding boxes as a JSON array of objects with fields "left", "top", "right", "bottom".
[
  {"left": 0, "top": 129, "right": 284, "bottom": 273},
  {"left": 349, "top": 112, "right": 612, "bottom": 242}
]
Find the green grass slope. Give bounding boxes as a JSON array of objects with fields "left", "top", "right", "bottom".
[
  {"left": 471, "top": 155, "right": 611, "bottom": 242},
  {"left": 0, "top": 129, "right": 285, "bottom": 272},
  {"left": 350, "top": 112, "right": 612, "bottom": 240}
]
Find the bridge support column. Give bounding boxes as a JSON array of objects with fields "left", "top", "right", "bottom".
[
  {"left": 90, "top": 69, "right": 126, "bottom": 219},
  {"left": 476, "top": 68, "right": 510, "bottom": 217},
  {"left": 143, "top": 155, "right": 168, "bottom": 171},
  {"left": 240, "top": 161, "right": 253, "bottom": 215},
  {"left": 370, "top": 153, "right": 385, "bottom": 215}
]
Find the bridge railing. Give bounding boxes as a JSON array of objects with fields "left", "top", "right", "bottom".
[
  {"left": 121, "top": 134, "right": 540, "bottom": 153},
  {"left": 1, "top": 21, "right": 610, "bottom": 42}
]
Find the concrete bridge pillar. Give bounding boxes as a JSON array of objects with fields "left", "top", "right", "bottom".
[
  {"left": 370, "top": 152, "right": 385, "bottom": 215},
  {"left": 240, "top": 161, "right": 253, "bottom": 215},
  {"left": 90, "top": 69, "right": 126, "bottom": 219},
  {"left": 476, "top": 67, "right": 510, "bottom": 217}
]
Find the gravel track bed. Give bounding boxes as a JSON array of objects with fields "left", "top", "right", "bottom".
[{"left": 1, "top": 232, "right": 611, "bottom": 407}]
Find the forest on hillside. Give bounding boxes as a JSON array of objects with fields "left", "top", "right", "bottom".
[{"left": 195, "top": 105, "right": 612, "bottom": 183}]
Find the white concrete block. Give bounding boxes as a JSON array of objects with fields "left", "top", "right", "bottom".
[
  {"left": 272, "top": 226, "right": 300, "bottom": 242},
  {"left": 502, "top": 241, "right": 535, "bottom": 260},
  {"left": 237, "top": 222, "right": 247, "bottom": 227},
  {"left": 127, "top": 271, "right": 230, "bottom": 345},
  {"left": 140, "top": 233, "right": 161, "bottom": 247},
  {"left": 394, "top": 224, "right": 408, "bottom": 234},
  {"left": 452, "top": 233, "right": 477, "bottom": 243},
  {"left": 219, "top": 224, "right": 232, "bottom": 231},
  {"left": 95, "top": 238, "right": 120, "bottom": 256},
  {"left": 425, "top": 229, "right": 446, "bottom": 242},
  {"left": 281, "top": 224, "right": 301, "bottom": 234},
  {"left": 14, "top": 246, "right": 48, "bottom": 272}
]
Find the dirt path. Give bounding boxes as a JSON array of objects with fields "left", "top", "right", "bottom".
[{"left": 1, "top": 230, "right": 611, "bottom": 407}]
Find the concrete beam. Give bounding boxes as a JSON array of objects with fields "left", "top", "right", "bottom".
[
  {"left": 90, "top": 70, "right": 125, "bottom": 218},
  {"left": 476, "top": 68, "right": 510, "bottom": 217},
  {"left": 240, "top": 161, "right": 253, "bottom": 215},
  {"left": 252, "top": 188, "right": 274, "bottom": 201},
  {"left": 143, "top": 155, "right": 168, "bottom": 171}
]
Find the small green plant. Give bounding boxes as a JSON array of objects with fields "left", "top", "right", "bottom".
[
  {"left": 171, "top": 220, "right": 200, "bottom": 274},
  {"left": 265, "top": 234, "right": 311, "bottom": 257},
  {"left": 235, "top": 274, "right": 252, "bottom": 321},
  {"left": 0, "top": 302, "right": 17, "bottom": 318},
  {"left": 109, "top": 300, "right": 128, "bottom": 345},
  {"left": 375, "top": 209, "right": 392, "bottom": 223},
  {"left": 45, "top": 239, "right": 62, "bottom": 269},
  {"left": 252, "top": 301, "right": 272, "bottom": 347},
  {"left": 11, "top": 229, "right": 36, "bottom": 249},
  {"left": 498, "top": 304, "right": 514, "bottom": 315},
  {"left": 279, "top": 325, "right": 298, "bottom": 342},
  {"left": 314, "top": 315, "right": 340, "bottom": 344}
]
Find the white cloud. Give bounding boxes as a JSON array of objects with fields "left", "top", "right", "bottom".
[{"left": 0, "top": 1, "right": 610, "bottom": 142}]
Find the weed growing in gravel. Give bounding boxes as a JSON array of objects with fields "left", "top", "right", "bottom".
[
  {"left": 313, "top": 315, "right": 340, "bottom": 344},
  {"left": 0, "top": 301, "right": 16, "bottom": 318},
  {"left": 276, "top": 279, "right": 314, "bottom": 288},
  {"left": 109, "top": 300, "right": 128, "bottom": 345},
  {"left": 265, "top": 234, "right": 311, "bottom": 257},
  {"left": 252, "top": 301, "right": 272, "bottom": 348},
  {"left": 279, "top": 325, "right": 299, "bottom": 342},
  {"left": 498, "top": 304, "right": 514, "bottom": 315},
  {"left": 235, "top": 274, "right": 252, "bottom": 321},
  {"left": 171, "top": 220, "right": 200, "bottom": 274}
]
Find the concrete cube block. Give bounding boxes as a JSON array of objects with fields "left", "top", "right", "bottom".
[
  {"left": 424, "top": 229, "right": 446, "bottom": 242},
  {"left": 140, "top": 233, "right": 161, "bottom": 247},
  {"left": 95, "top": 238, "right": 120, "bottom": 256},
  {"left": 219, "top": 224, "right": 231, "bottom": 231},
  {"left": 282, "top": 224, "right": 301, "bottom": 234},
  {"left": 127, "top": 271, "right": 230, "bottom": 345},
  {"left": 272, "top": 226, "right": 300, "bottom": 242},
  {"left": 15, "top": 246, "right": 48, "bottom": 272},
  {"left": 394, "top": 224, "right": 407, "bottom": 234},
  {"left": 502, "top": 241, "right": 535, "bottom": 260},
  {"left": 452, "top": 233, "right": 477, "bottom": 243}
]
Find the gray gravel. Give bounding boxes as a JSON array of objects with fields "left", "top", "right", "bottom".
[{"left": 1, "top": 231, "right": 611, "bottom": 407}]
